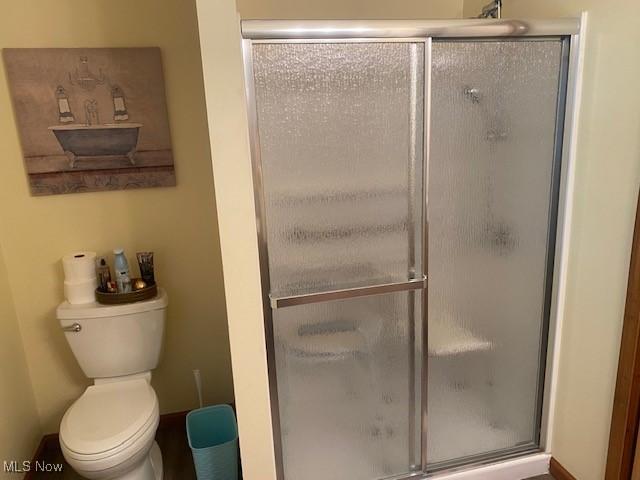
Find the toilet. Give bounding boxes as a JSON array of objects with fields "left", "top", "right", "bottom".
[{"left": 56, "top": 289, "right": 168, "bottom": 480}]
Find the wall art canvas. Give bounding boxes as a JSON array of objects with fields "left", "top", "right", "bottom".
[{"left": 3, "top": 48, "right": 176, "bottom": 195}]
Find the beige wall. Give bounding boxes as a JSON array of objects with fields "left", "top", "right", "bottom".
[
  {"left": 0, "top": 238, "right": 41, "bottom": 478},
  {"left": 237, "top": 0, "right": 463, "bottom": 19},
  {"left": 462, "top": 0, "right": 488, "bottom": 18},
  {"left": 195, "top": 2, "right": 278, "bottom": 478},
  {"left": 0, "top": 0, "right": 232, "bottom": 433}
]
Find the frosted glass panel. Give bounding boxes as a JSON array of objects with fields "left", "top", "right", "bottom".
[
  {"left": 252, "top": 43, "right": 424, "bottom": 296},
  {"left": 274, "top": 291, "right": 422, "bottom": 480},
  {"left": 427, "top": 40, "right": 563, "bottom": 467}
]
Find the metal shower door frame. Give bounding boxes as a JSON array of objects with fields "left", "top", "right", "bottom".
[
  {"left": 242, "top": 36, "right": 429, "bottom": 480},
  {"left": 241, "top": 18, "right": 581, "bottom": 480},
  {"left": 423, "top": 35, "right": 571, "bottom": 475}
]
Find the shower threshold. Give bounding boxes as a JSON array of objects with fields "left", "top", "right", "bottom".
[
  {"left": 427, "top": 451, "right": 550, "bottom": 480},
  {"left": 427, "top": 444, "right": 541, "bottom": 474}
]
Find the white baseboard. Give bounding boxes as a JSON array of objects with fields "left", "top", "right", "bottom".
[{"left": 430, "top": 453, "right": 551, "bottom": 480}]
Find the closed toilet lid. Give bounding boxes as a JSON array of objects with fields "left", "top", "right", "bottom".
[{"left": 60, "top": 378, "right": 158, "bottom": 456}]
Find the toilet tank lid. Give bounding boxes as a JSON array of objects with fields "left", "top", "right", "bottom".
[{"left": 57, "top": 288, "right": 168, "bottom": 320}]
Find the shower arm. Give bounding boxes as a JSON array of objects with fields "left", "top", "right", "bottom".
[{"left": 478, "top": 0, "right": 502, "bottom": 19}]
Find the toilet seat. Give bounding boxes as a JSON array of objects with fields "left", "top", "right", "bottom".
[{"left": 60, "top": 378, "right": 159, "bottom": 470}]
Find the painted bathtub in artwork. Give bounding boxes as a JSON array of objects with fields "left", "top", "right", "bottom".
[{"left": 49, "top": 122, "right": 143, "bottom": 168}]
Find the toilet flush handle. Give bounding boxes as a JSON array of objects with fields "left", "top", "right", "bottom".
[{"left": 61, "top": 323, "right": 82, "bottom": 333}]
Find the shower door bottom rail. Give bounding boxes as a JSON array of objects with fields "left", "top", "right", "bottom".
[{"left": 269, "top": 275, "right": 427, "bottom": 308}]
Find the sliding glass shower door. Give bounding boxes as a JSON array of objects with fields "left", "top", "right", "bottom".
[
  {"left": 243, "top": 28, "right": 570, "bottom": 480},
  {"left": 426, "top": 39, "right": 566, "bottom": 470},
  {"left": 249, "top": 42, "right": 425, "bottom": 480}
]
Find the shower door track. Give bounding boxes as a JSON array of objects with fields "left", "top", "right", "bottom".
[{"left": 242, "top": 17, "right": 583, "bottom": 480}]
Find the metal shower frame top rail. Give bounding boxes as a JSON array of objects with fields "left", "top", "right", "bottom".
[{"left": 241, "top": 18, "right": 580, "bottom": 39}]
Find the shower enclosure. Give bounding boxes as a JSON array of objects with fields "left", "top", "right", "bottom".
[{"left": 241, "top": 18, "right": 579, "bottom": 480}]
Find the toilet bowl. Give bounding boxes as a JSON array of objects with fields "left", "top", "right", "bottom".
[
  {"left": 57, "top": 289, "right": 168, "bottom": 480},
  {"left": 60, "top": 378, "right": 162, "bottom": 480}
]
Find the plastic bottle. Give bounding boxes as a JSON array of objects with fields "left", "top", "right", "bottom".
[
  {"left": 96, "top": 257, "right": 112, "bottom": 292},
  {"left": 113, "top": 248, "right": 132, "bottom": 293}
]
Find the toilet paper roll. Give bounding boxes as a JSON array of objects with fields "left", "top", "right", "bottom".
[
  {"left": 62, "top": 251, "right": 97, "bottom": 282},
  {"left": 64, "top": 277, "right": 98, "bottom": 305}
]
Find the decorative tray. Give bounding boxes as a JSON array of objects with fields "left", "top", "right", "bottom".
[{"left": 95, "top": 281, "right": 157, "bottom": 305}]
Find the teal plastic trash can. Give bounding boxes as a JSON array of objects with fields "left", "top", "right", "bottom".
[{"left": 187, "top": 405, "right": 238, "bottom": 480}]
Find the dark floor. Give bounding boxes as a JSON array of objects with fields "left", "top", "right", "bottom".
[{"left": 33, "top": 420, "right": 553, "bottom": 479}]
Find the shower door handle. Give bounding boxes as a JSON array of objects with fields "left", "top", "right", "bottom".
[{"left": 270, "top": 275, "right": 427, "bottom": 309}]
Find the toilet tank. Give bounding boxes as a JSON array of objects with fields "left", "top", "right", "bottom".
[{"left": 57, "top": 289, "right": 167, "bottom": 379}]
